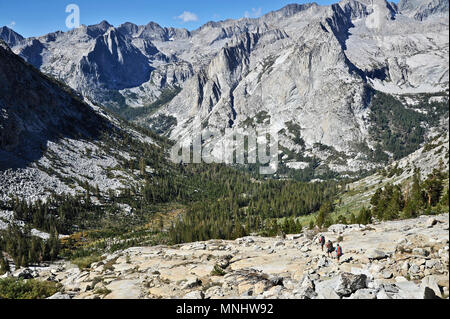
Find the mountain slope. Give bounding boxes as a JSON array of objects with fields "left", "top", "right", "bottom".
[
  {"left": 3, "top": 0, "right": 449, "bottom": 178},
  {"left": 149, "top": 0, "right": 448, "bottom": 175},
  {"left": 0, "top": 40, "right": 165, "bottom": 203},
  {"left": 0, "top": 41, "right": 108, "bottom": 169},
  {"left": 399, "top": 0, "right": 449, "bottom": 20},
  {"left": 334, "top": 130, "right": 449, "bottom": 218},
  {"left": 10, "top": 22, "right": 192, "bottom": 111}
]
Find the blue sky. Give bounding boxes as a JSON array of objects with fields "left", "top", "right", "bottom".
[{"left": 0, "top": 0, "right": 346, "bottom": 38}]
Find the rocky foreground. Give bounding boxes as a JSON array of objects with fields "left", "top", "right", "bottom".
[{"left": 6, "top": 214, "right": 449, "bottom": 299}]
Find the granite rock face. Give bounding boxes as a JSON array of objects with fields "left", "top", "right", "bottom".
[
  {"left": 0, "top": 40, "right": 162, "bottom": 204},
  {"left": 150, "top": 0, "right": 448, "bottom": 172},
  {"left": 12, "top": 213, "right": 447, "bottom": 300},
  {"left": 4, "top": 1, "right": 448, "bottom": 173}
]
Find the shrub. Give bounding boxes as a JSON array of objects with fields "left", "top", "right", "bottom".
[
  {"left": 0, "top": 278, "right": 61, "bottom": 299},
  {"left": 94, "top": 287, "right": 112, "bottom": 297},
  {"left": 211, "top": 264, "right": 226, "bottom": 276},
  {"left": 103, "top": 257, "right": 119, "bottom": 271},
  {"left": 71, "top": 255, "right": 103, "bottom": 270}
]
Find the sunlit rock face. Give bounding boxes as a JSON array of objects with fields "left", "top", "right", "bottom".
[{"left": 6, "top": 0, "right": 449, "bottom": 173}]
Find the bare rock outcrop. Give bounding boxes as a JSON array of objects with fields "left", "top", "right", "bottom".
[{"left": 18, "top": 213, "right": 449, "bottom": 300}]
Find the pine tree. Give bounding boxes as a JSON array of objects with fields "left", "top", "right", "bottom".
[
  {"left": 85, "top": 188, "right": 91, "bottom": 205},
  {"left": 422, "top": 169, "right": 444, "bottom": 207},
  {"left": 139, "top": 158, "right": 146, "bottom": 176},
  {"left": 0, "top": 255, "right": 10, "bottom": 274},
  {"left": 357, "top": 207, "right": 372, "bottom": 225},
  {"left": 316, "top": 202, "right": 333, "bottom": 228},
  {"left": 95, "top": 184, "right": 100, "bottom": 199},
  {"left": 403, "top": 169, "right": 425, "bottom": 218}
]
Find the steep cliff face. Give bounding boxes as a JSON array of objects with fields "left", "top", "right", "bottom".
[
  {"left": 146, "top": 0, "right": 448, "bottom": 174},
  {"left": 0, "top": 40, "right": 162, "bottom": 202},
  {"left": 82, "top": 28, "right": 153, "bottom": 90},
  {"left": 344, "top": 0, "right": 449, "bottom": 94},
  {"left": 0, "top": 27, "right": 23, "bottom": 47},
  {"left": 11, "top": 21, "right": 185, "bottom": 110},
  {"left": 157, "top": 15, "right": 370, "bottom": 158},
  {"left": 399, "top": 0, "right": 449, "bottom": 20}
]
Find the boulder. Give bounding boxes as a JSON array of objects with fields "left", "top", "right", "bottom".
[
  {"left": 274, "top": 241, "right": 284, "bottom": 247},
  {"left": 191, "top": 243, "right": 207, "bottom": 250},
  {"left": 380, "top": 284, "right": 400, "bottom": 297},
  {"left": 236, "top": 237, "right": 255, "bottom": 245},
  {"left": 341, "top": 256, "right": 353, "bottom": 263},
  {"left": 287, "top": 234, "right": 302, "bottom": 240},
  {"left": 262, "top": 286, "right": 284, "bottom": 298},
  {"left": 395, "top": 276, "right": 408, "bottom": 282},
  {"left": 317, "top": 256, "right": 329, "bottom": 268},
  {"left": 382, "top": 271, "right": 393, "bottom": 279},
  {"left": 334, "top": 272, "right": 367, "bottom": 297},
  {"left": 395, "top": 281, "right": 439, "bottom": 299},
  {"left": 395, "top": 281, "right": 421, "bottom": 298},
  {"left": 183, "top": 291, "right": 205, "bottom": 299},
  {"left": 350, "top": 267, "right": 373, "bottom": 282},
  {"left": 401, "top": 261, "right": 410, "bottom": 271},
  {"left": 415, "top": 258, "right": 426, "bottom": 266},
  {"left": 205, "top": 286, "right": 224, "bottom": 299},
  {"left": 376, "top": 289, "right": 392, "bottom": 299},
  {"left": 422, "top": 287, "right": 439, "bottom": 299},
  {"left": 421, "top": 276, "right": 442, "bottom": 298},
  {"left": 0, "top": 272, "right": 11, "bottom": 279},
  {"left": 17, "top": 268, "right": 34, "bottom": 280},
  {"left": 369, "top": 263, "right": 385, "bottom": 274},
  {"left": 365, "top": 249, "right": 388, "bottom": 260},
  {"left": 315, "top": 277, "right": 341, "bottom": 299},
  {"left": 304, "top": 230, "right": 316, "bottom": 240},
  {"left": 300, "top": 246, "right": 311, "bottom": 252},
  {"left": 293, "top": 286, "right": 318, "bottom": 299},
  {"left": 217, "top": 258, "right": 230, "bottom": 269},
  {"left": 297, "top": 275, "right": 316, "bottom": 293},
  {"left": 425, "top": 259, "right": 441, "bottom": 269},
  {"left": 409, "top": 264, "right": 420, "bottom": 275},
  {"left": 47, "top": 292, "right": 71, "bottom": 299}
]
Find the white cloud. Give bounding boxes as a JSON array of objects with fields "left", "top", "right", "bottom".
[
  {"left": 8, "top": 21, "right": 16, "bottom": 28},
  {"left": 244, "top": 7, "right": 262, "bottom": 19},
  {"left": 176, "top": 11, "right": 199, "bottom": 23}
]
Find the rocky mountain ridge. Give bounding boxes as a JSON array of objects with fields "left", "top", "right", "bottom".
[
  {"left": 149, "top": 0, "right": 448, "bottom": 174},
  {"left": 0, "top": 27, "right": 23, "bottom": 48},
  {"left": 1, "top": 1, "right": 448, "bottom": 177}
]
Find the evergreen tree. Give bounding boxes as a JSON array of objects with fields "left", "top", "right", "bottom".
[
  {"left": 422, "top": 169, "right": 444, "bottom": 207},
  {"left": 316, "top": 202, "right": 333, "bottom": 228},
  {"left": 139, "top": 157, "right": 146, "bottom": 176},
  {"left": 357, "top": 207, "right": 372, "bottom": 225},
  {"left": 0, "top": 255, "right": 10, "bottom": 274},
  {"left": 403, "top": 169, "right": 425, "bottom": 218}
]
